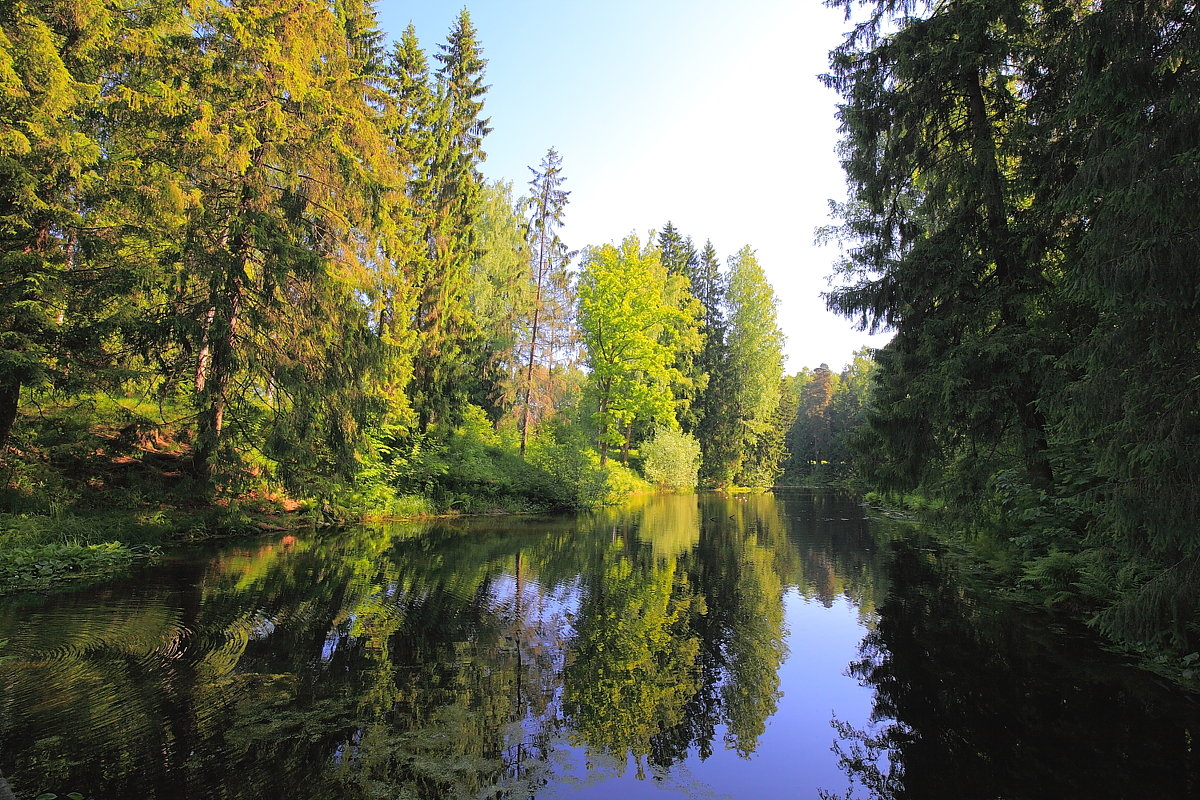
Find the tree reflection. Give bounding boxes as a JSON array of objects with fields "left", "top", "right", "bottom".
[
  {"left": 826, "top": 535, "right": 1200, "bottom": 800},
  {"left": 0, "top": 493, "right": 894, "bottom": 799},
  {"left": 564, "top": 539, "right": 702, "bottom": 777}
]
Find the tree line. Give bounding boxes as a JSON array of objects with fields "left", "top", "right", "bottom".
[
  {"left": 0, "top": 1, "right": 793, "bottom": 520},
  {"left": 822, "top": 0, "right": 1199, "bottom": 657}
]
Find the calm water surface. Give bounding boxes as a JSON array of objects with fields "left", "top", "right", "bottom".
[{"left": 0, "top": 490, "right": 1197, "bottom": 799}]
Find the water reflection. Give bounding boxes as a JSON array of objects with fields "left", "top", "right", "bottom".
[
  {"left": 0, "top": 491, "right": 1197, "bottom": 799},
  {"left": 822, "top": 535, "right": 1200, "bottom": 800}
]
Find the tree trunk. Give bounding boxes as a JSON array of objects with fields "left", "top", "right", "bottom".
[
  {"left": 194, "top": 306, "right": 216, "bottom": 393},
  {"left": 597, "top": 392, "right": 609, "bottom": 467},
  {"left": 0, "top": 378, "right": 20, "bottom": 451},
  {"left": 963, "top": 66, "right": 1055, "bottom": 492},
  {"left": 520, "top": 301, "right": 542, "bottom": 457},
  {"left": 192, "top": 284, "right": 240, "bottom": 480},
  {"left": 520, "top": 220, "right": 549, "bottom": 458}
]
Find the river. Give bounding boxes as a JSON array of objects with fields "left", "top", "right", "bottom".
[{"left": 0, "top": 490, "right": 1197, "bottom": 799}]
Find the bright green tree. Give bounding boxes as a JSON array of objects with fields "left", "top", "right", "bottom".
[
  {"left": 722, "top": 247, "right": 785, "bottom": 486},
  {"left": 642, "top": 427, "right": 702, "bottom": 491},
  {"left": 577, "top": 235, "right": 699, "bottom": 465}
]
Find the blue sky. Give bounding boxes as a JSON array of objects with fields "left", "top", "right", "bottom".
[{"left": 373, "top": 0, "right": 893, "bottom": 372}]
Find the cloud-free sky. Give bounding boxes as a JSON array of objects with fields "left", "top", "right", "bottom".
[{"left": 373, "top": 0, "right": 893, "bottom": 372}]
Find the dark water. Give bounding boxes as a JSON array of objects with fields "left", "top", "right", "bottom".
[{"left": 0, "top": 490, "right": 1197, "bottom": 799}]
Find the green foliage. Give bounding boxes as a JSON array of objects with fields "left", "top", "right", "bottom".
[
  {"left": 526, "top": 417, "right": 649, "bottom": 510},
  {"left": 470, "top": 180, "right": 532, "bottom": 421},
  {"left": 656, "top": 223, "right": 705, "bottom": 433},
  {"left": 0, "top": 541, "right": 133, "bottom": 592},
  {"left": 824, "top": 0, "right": 1200, "bottom": 657},
  {"left": 0, "top": 0, "right": 812, "bottom": 574},
  {"left": 526, "top": 430, "right": 611, "bottom": 510},
  {"left": 408, "top": 8, "right": 492, "bottom": 430},
  {"left": 564, "top": 543, "right": 703, "bottom": 765},
  {"left": 641, "top": 427, "right": 701, "bottom": 491},
  {"left": 786, "top": 351, "right": 875, "bottom": 483},
  {"left": 721, "top": 247, "right": 786, "bottom": 486},
  {"left": 577, "top": 234, "right": 699, "bottom": 465},
  {"left": 690, "top": 240, "right": 735, "bottom": 482}
]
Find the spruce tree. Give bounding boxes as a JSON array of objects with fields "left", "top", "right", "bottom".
[
  {"left": 0, "top": 2, "right": 110, "bottom": 448},
  {"left": 409, "top": 9, "right": 491, "bottom": 430},
  {"left": 1043, "top": 0, "right": 1200, "bottom": 650},
  {"left": 691, "top": 241, "right": 736, "bottom": 483},
  {"left": 656, "top": 223, "right": 704, "bottom": 434},
  {"left": 176, "top": 0, "right": 404, "bottom": 489},
  {"left": 824, "top": 0, "right": 1060, "bottom": 495}
]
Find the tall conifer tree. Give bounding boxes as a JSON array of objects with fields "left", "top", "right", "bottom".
[
  {"left": 691, "top": 241, "right": 737, "bottom": 482},
  {"left": 824, "top": 0, "right": 1059, "bottom": 494},
  {"left": 723, "top": 247, "right": 785, "bottom": 486},
  {"left": 656, "top": 223, "right": 704, "bottom": 433},
  {"left": 520, "top": 148, "right": 570, "bottom": 455},
  {"left": 176, "top": 0, "right": 404, "bottom": 489},
  {"left": 0, "top": 1, "right": 110, "bottom": 448},
  {"left": 409, "top": 9, "right": 491, "bottom": 430}
]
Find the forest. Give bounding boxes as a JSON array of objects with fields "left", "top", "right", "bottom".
[
  {"left": 0, "top": 3, "right": 794, "bottom": 581},
  {"left": 2, "top": 0, "right": 1198, "bottom": 670},
  {"left": 817, "top": 0, "right": 1199, "bottom": 664}
]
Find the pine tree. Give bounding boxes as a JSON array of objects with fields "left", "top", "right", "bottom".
[{"left": 520, "top": 148, "right": 570, "bottom": 455}]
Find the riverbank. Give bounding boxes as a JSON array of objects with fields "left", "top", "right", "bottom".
[
  {"left": 0, "top": 397, "right": 655, "bottom": 593},
  {"left": 0, "top": 501, "right": 307, "bottom": 594},
  {"left": 859, "top": 489, "right": 1200, "bottom": 691}
]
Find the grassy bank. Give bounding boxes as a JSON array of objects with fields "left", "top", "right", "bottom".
[
  {"left": 0, "top": 400, "right": 655, "bottom": 594},
  {"left": 0, "top": 503, "right": 304, "bottom": 594}
]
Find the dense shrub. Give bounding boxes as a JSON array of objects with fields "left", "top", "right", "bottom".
[{"left": 641, "top": 428, "right": 701, "bottom": 491}]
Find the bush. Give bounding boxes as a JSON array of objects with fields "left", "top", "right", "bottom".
[
  {"left": 527, "top": 429, "right": 610, "bottom": 510},
  {"left": 641, "top": 427, "right": 701, "bottom": 491},
  {"left": 526, "top": 419, "right": 651, "bottom": 510}
]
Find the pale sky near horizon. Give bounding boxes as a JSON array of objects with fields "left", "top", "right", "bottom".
[{"left": 373, "top": 0, "right": 893, "bottom": 372}]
